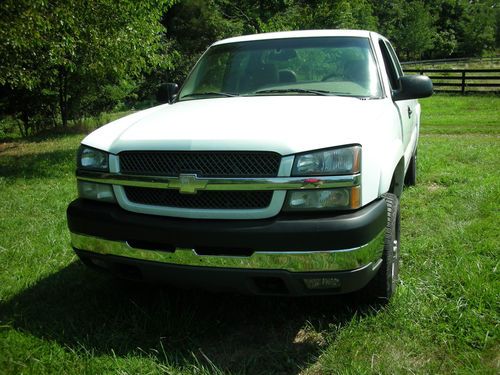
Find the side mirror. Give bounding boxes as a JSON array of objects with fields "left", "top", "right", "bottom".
[
  {"left": 157, "top": 83, "right": 179, "bottom": 104},
  {"left": 393, "top": 75, "right": 433, "bottom": 101}
]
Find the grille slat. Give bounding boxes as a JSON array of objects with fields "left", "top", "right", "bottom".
[
  {"left": 125, "top": 187, "right": 273, "bottom": 209},
  {"left": 119, "top": 151, "right": 281, "bottom": 177}
]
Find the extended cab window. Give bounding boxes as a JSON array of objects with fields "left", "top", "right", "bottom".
[
  {"left": 179, "top": 37, "right": 382, "bottom": 100},
  {"left": 378, "top": 40, "right": 402, "bottom": 90}
]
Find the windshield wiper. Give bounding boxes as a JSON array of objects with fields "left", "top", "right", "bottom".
[
  {"left": 181, "top": 91, "right": 239, "bottom": 98},
  {"left": 254, "top": 88, "right": 333, "bottom": 96},
  {"left": 254, "top": 89, "right": 378, "bottom": 99}
]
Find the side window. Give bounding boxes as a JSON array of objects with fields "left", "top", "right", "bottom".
[{"left": 378, "top": 40, "right": 400, "bottom": 90}]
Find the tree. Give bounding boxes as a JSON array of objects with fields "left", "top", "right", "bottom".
[
  {"left": 397, "top": 1, "right": 436, "bottom": 60},
  {"left": 456, "top": 0, "right": 497, "bottom": 56},
  {"left": 424, "top": 0, "right": 496, "bottom": 58},
  {"left": 162, "top": 0, "right": 244, "bottom": 84},
  {"left": 0, "top": 0, "right": 174, "bottom": 134},
  {"left": 372, "top": 0, "right": 436, "bottom": 60},
  {"left": 261, "top": 0, "right": 377, "bottom": 32}
]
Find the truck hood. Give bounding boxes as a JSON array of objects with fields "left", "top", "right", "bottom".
[{"left": 83, "top": 96, "right": 390, "bottom": 155}]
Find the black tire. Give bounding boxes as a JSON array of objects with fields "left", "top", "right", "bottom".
[
  {"left": 362, "top": 193, "right": 401, "bottom": 302},
  {"left": 404, "top": 150, "right": 417, "bottom": 186}
]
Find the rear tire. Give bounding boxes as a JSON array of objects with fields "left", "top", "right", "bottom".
[{"left": 362, "top": 193, "right": 400, "bottom": 302}]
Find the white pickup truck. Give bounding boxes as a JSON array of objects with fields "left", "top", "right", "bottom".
[{"left": 67, "top": 30, "right": 432, "bottom": 300}]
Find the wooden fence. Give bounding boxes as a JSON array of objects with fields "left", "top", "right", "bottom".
[
  {"left": 401, "top": 56, "right": 500, "bottom": 66},
  {"left": 404, "top": 69, "right": 500, "bottom": 94}
]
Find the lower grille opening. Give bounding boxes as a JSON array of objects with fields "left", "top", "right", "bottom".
[
  {"left": 194, "top": 247, "right": 254, "bottom": 257},
  {"left": 253, "top": 277, "right": 289, "bottom": 294},
  {"left": 127, "top": 240, "right": 175, "bottom": 252},
  {"left": 303, "top": 277, "right": 341, "bottom": 292},
  {"left": 124, "top": 187, "right": 273, "bottom": 209}
]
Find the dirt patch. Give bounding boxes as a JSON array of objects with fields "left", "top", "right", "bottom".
[
  {"left": 293, "top": 327, "right": 326, "bottom": 347},
  {"left": 427, "top": 183, "right": 444, "bottom": 192},
  {"left": 0, "top": 142, "right": 19, "bottom": 154}
]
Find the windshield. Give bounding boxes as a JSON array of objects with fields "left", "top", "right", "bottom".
[{"left": 178, "top": 37, "right": 382, "bottom": 100}]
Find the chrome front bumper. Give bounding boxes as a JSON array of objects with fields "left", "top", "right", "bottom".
[{"left": 70, "top": 230, "right": 384, "bottom": 273}]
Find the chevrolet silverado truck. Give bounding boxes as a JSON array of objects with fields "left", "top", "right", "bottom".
[{"left": 67, "top": 30, "right": 432, "bottom": 300}]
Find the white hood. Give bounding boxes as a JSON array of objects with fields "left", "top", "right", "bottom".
[{"left": 82, "top": 96, "right": 391, "bottom": 155}]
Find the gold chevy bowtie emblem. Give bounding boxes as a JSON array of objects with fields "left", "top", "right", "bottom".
[{"left": 174, "top": 173, "right": 208, "bottom": 194}]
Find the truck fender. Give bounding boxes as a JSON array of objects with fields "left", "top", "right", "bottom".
[{"left": 378, "top": 140, "right": 405, "bottom": 198}]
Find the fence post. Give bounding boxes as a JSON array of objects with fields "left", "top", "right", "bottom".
[{"left": 461, "top": 71, "right": 466, "bottom": 95}]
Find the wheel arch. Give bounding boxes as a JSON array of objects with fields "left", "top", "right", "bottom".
[{"left": 378, "top": 142, "right": 405, "bottom": 198}]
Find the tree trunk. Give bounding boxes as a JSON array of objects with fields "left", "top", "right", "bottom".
[
  {"left": 18, "top": 112, "right": 29, "bottom": 137},
  {"left": 59, "top": 68, "right": 68, "bottom": 128}
]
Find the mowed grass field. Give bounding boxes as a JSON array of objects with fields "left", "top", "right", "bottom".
[{"left": 0, "top": 95, "right": 498, "bottom": 374}]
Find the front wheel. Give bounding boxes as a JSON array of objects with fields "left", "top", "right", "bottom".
[{"left": 361, "top": 193, "right": 401, "bottom": 302}]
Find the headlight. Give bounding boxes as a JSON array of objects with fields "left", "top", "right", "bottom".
[
  {"left": 284, "top": 187, "right": 360, "bottom": 211},
  {"left": 292, "top": 145, "right": 361, "bottom": 176},
  {"left": 77, "top": 181, "right": 116, "bottom": 203},
  {"left": 286, "top": 145, "right": 361, "bottom": 211},
  {"left": 76, "top": 146, "right": 115, "bottom": 202},
  {"left": 77, "top": 146, "right": 109, "bottom": 171}
]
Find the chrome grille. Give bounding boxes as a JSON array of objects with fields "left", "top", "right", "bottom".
[
  {"left": 125, "top": 187, "right": 273, "bottom": 209},
  {"left": 119, "top": 151, "right": 281, "bottom": 177}
]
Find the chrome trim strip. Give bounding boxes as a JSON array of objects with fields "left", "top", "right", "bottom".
[
  {"left": 70, "top": 230, "right": 384, "bottom": 272},
  {"left": 76, "top": 170, "right": 361, "bottom": 192}
]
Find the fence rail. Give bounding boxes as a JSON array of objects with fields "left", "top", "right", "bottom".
[
  {"left": 401, "top": 56, "right": 500, "bottom": 66},
  {"left": 404, "top": 68, "right": 500, "bottom": 94}
]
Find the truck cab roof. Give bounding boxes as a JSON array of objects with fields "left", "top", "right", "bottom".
[{"left": 213, "top": 29, "right": 377, "bottom": 46}]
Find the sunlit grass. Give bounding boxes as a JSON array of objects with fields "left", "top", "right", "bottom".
[
  {"left": 0, "top": 96, "right": 498, "bottom": 374},
  {"left": 420, "top": 94, "right": 500, "bottom": 133}
]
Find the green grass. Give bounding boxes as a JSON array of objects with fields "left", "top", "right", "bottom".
[
  {"left": 420, "top": 94, "right": 500, "bottom": 134},
  {"left": 0, "top": 95, "right": 499, "bottom": 374},
  {"left": 0, "top": 111, "right": 135, "bottom": 141}
]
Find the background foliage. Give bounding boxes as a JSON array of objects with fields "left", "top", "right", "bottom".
[
  {"left": 0, "top": 0, "right": 499, "bottom": 137},
  {"left": 0, "top": 0, "right": 174, "bottom": 136}
]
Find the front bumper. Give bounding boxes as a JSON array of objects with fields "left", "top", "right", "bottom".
[{"left": 67, "top": 198, "right": 387, "bottom": 295}]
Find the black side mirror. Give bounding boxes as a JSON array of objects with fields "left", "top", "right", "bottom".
[
  {"left": 393, "top": 75, "right": 433, "bottom": 101},
  {"left": 157, "top": 83, "right": 179, "bottom": 104}
]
